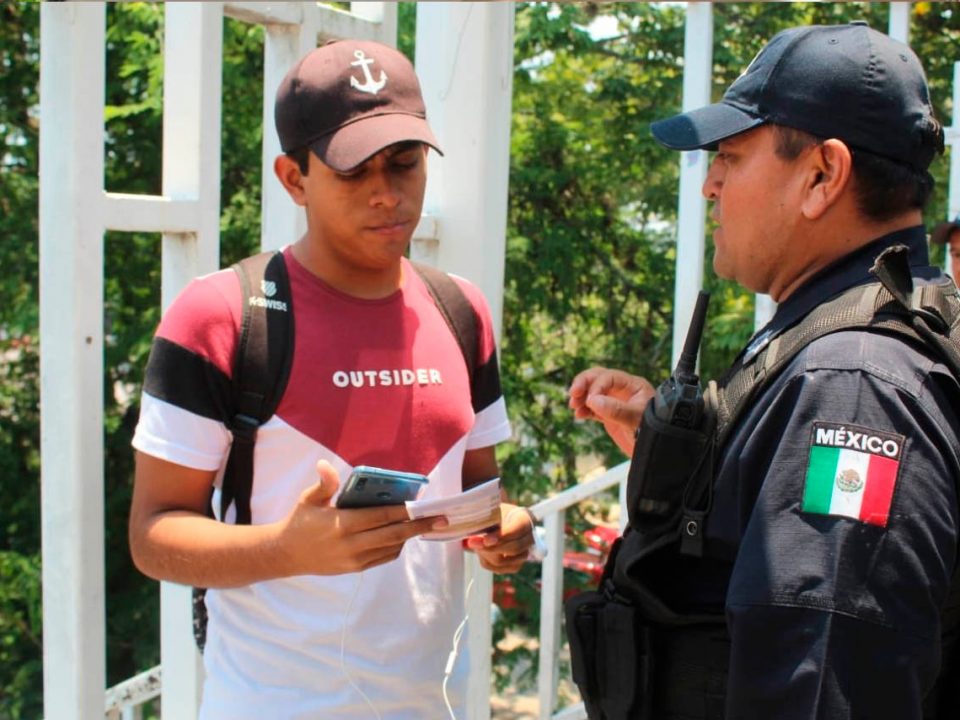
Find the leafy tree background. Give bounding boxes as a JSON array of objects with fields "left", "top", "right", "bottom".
[{"left": 1, "top": 2, "right": 958, "bottom": 715}]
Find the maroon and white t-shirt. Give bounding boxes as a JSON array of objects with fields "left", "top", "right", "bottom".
[{"left": 133, "top": 249, "right": 510, "bottom": 718}]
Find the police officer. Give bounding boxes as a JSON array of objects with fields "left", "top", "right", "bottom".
[{"left": 568, "top": 22, "right": 960, "bottom": 719}]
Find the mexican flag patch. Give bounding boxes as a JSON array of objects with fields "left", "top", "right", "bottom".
[{"left": 801, "top": 422, "right": 904, "bottom": 528}]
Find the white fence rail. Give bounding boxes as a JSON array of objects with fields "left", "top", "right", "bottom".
[
  {"left": 104, "top": 666, "right": 161, "bottom": 720},
  {"left": 529, "top": 461, "right": 629, "bottom": 720},
  {"left": 104, "top": 462, "right": 630, "bottom": 719}
]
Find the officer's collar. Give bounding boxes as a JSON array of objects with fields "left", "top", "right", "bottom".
[{"left": 743, "top": 226, "right": 930, "bottom": 362}]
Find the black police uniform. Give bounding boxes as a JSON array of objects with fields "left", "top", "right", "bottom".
[{"left": 640, "top": 227, "right": 960, "bottom": 719}]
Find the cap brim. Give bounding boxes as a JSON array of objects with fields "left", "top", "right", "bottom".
[
  {"left": 651, "top": 102, "right": 765, "bottom": 151},
  {"left": 310, "top": 113, "right": 443, "bottom": 172},
  {"left": 930, "top": 220, "right": 960, "bottom": 245}
]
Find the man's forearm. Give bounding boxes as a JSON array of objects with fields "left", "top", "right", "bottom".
[{"left": 130, "top": 511, "right": 291, "bottom": 588}]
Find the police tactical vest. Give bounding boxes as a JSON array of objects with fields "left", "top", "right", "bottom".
[
  {"left": 634, "top": 244, "right": 960, "bottom": 565},
  {"left": 715, "top": 244, "right": 960, "bottom": 450},
  {"left": 566, "top": 245, "right": 960, "bottom": 720}
]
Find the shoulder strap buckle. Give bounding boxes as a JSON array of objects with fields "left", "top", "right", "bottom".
[
  {"left": 228, "top": 412, "right": 260, "bottom": 443},
  {"left": 871, "top": 244, "right": 949, "bottom": 332}
]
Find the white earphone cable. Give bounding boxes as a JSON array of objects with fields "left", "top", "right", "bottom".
[
  {"left": 442, "top": 576, "right": 476, "bottom": 720},
  {"left": 339, "top": 571, "right": 382, "bottom": 720}
]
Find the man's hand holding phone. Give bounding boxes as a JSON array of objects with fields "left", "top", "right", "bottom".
[
  {"left": 337, "top": 466, "right": 504, "bottom": 542},
  {"left": 312, "top": 463, "right": 534, "bottom": 576},
  {"left": 277, "top": 460, "right": 446, "bottom": 576}
]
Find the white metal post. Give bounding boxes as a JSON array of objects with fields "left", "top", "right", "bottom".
[
  {"left": 261, "top": 19, "right": 315, "bottom": 251},
  {"left": 888, "top": 2, "right": 911, "bottom": 44},
  {"left": 754, "top": 294, "right": 776, "bottom": 331},
  {"left": 415, "top": 1, "right": 516, "bottom": 339},
  {"left": 161, "top": 1, "right": 223, "bottom": 301},
  {"left": 159, "top": 4, "right": 224, "bottom": 717},
  {"left": 415, "top": 5, "right": 516, "bottom": 718},
  {"left": 947, "top": 63, "right": 960, "bottom": 275},
  {"left": 39, "top": 3, "right": 107, "bottom": 718},
  {"left": 672, "top": 3, "right": 713, "bottom": 368},
  {"left": 349, "top": 1, "right": 397, "bottom": 45},
  {"left": 537, "top": 510, "right": 566, "bottom": 719}
]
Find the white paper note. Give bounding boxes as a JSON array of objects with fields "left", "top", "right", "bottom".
[{"left": 407, "top": 477, "right": 502, "bottom": 541}]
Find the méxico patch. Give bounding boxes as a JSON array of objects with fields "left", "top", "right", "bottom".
[{"left": 801, "top": 422, "right": 904, "bottom": 528}]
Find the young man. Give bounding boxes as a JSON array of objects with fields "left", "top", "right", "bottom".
[
  {"left": 129, "top": 40, "right": 533, "bottom": 719},
  {"left": 568, "top": 23, "right": 960, "bottom": 719},
  {"left": 931, "top": 213, "right": 960, "bottom": 279}
]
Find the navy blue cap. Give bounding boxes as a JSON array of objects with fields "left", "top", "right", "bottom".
[{"left": 651, "top": 22, "right": 943, "bottom": 171}]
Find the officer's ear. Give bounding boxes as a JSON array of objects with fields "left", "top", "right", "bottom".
[
  {"left": 800, "top": 138, "right": 852, "bottom": 221},
  {"left": 274, "top": 154, "right": 308, "bottom": 207}
]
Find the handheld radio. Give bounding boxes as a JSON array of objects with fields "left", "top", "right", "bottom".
[
  {"left": 653, "top": 291, "right": 710, "bottom": 429},
  {"left": 627, "top": 291, "right": 711, "bottom": 521}
]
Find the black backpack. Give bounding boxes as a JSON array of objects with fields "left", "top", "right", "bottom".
[{"left": 192, "top": 250, "right": 480, "bottom": 651}]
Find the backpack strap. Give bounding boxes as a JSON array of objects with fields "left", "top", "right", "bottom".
[
  {"left": 220, "top": 250, "right": 295, "bottom": 525},
  {"left": 195, "top": 250, "right": 294, "bottom": 652},
  {"left": 411, "top": 261, "right": 479, "bottom": 389}
]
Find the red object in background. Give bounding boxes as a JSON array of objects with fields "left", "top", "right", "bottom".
[
  {"left": 492, "top": 523, "right": 620, "bottom": 612},
  {"left": 562, "top": 523, "right": 619, "bottom": 584}
]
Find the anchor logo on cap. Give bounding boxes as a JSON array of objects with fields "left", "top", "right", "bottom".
[{"left": 350, "top": 49, "right": 387, "bottom": 95}]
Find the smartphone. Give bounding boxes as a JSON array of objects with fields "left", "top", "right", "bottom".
[{"left": 335, "top": 465, "right": 429, "bottom": 509}]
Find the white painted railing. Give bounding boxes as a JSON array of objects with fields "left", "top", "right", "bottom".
[
  {"left": 103, "top": 461, "right": 630, "bottom": 719},
  {"left": 528, "top": 461, "right": 629, "bottom": 720},
  {"left": 104, "top": 666, "right": 160, "bottom": 720}
]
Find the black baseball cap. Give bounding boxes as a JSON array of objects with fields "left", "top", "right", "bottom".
[
  {"left": 651, "top": 22, "right": 943, "bottom": 171},
  {"left": 275, "top": 40, "right": 442, "bottom": 172},
  {"left": 931, "top": 213, "right": 960, "bottom": 245}
]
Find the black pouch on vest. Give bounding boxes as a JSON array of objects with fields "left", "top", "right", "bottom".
[
  {"left": 565, "top": 588, "right": 654, "bottom": 720},
  {"left": 566, "top": 590, "right": 606, "bottom": 719},
  {"left": 626, "top": 400, "right": 713, "bottom": 528}
]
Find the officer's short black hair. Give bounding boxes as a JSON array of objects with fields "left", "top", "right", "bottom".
[{"left": 771, "top": 124, "right": 935, "bottom": 223}]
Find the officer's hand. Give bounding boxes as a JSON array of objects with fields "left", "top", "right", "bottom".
[
  {"left": 464, "top": 503, "right": 534, "bottom": 575},
  {"left": 279, "top": 460, "right": 445, "bottom": 575},
  {"left": 568, "top": 367, "right": 655, "bottom": 456}
]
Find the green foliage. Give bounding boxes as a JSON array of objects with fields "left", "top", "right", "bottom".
[
  {"left": 220, "top": 18, "right": 266, "bottom": 265},
  {"left": 0, "top": 1, "right": 39, "bottom": 336},
  {"left": 502, "top": 2, "right": 689, "bottom": 510},
  {"left": 0, "top": 334, "right": 41, "bottom": 720},
  {"left": 0, "top": 551, "right": 41, "bottom": 720},
  {"left": 0, "top": 3, "right": 42, "bottom": 717},
  {"left": 100, "top": 1, "right": 166, "bottom": 692}
]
